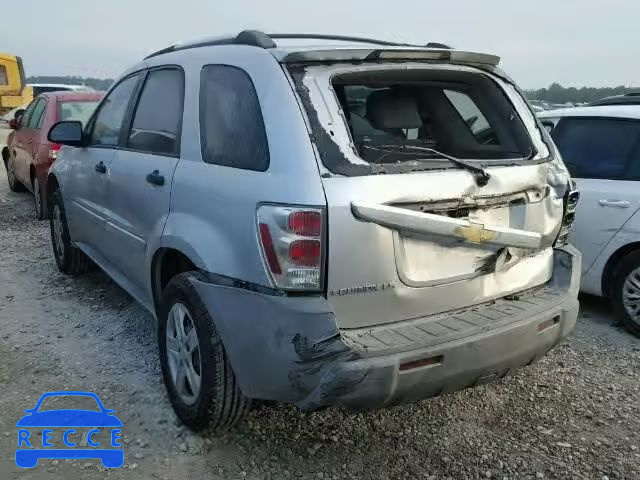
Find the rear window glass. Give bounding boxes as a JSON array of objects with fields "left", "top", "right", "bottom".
[
  {"left": 291, "top": 67, "right": 536, "bottom": 176},
  {"left": 336, "top": 76, "right": 531, "bottom": 164},
  {"left": 59, "top": 101, "right": 99, "bottom": 126},
  {"left": 0, "top": 65, "right": 7, "bottom": 86},
  {"left": 551, "top": 117, "right": 640, "bottom": 179}
]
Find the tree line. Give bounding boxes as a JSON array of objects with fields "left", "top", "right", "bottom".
[
  {"left": 28, "top": 76, "right": 639, "bottom": 105},
  {"left": 27, "top": 76, "right": 114, "bottom": 92},
  {"left": 525, "top": 82, "right": 638, "bottom": 104}
]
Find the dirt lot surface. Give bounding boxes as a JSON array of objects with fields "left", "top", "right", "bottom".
[{"left": 1, "top": 125, "right": 639, "bottom": 479}]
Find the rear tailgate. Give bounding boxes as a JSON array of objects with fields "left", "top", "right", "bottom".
[
  {"left": 322, "top": 166, "right": 563, "bottom": 329},
  {"left": 287, "top": 60, "right": 569, "bottom": 330}
]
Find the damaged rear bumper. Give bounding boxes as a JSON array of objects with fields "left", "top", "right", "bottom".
[{"left": 192, "top": 245, "right": 580, "bottom": 411}]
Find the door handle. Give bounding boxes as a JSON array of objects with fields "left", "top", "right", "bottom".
[
  {"left": 599, "top": 199, "right": 631, "bottom": 208},
  {"left": 146, "top": 169, "right": 165, "bottom": 186},
  {"left": 95, "top": 161, "right": 107, "bottom": 174}
]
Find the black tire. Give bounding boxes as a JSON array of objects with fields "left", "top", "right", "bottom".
[
  {"left": 49, "top": 189, "right": 93, "bottom": 275},
  {"left": 6, "top": 157, "right": 25, "bottom": 192},
  {"left": 33, "top": 175, "right": 46, "bottom": 220},
  {"left": 610, "top": 250, "right": 640, "bottom": 337},
  {"left": 158, "top": 271, "right": 250, "bottom": 431}
]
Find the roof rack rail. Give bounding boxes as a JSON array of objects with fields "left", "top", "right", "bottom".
[
  {"left": 267, "top": 33, "right": 420, "bottom": 48},
  {"left": 145, "top": 30, "right": 451, "bottom": 59},
  {"left": 145, "top": 30, "right": 276, "bottom": 59}
]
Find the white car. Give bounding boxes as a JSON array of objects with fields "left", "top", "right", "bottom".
[{"left": 540, "top": 106, "right": 640, "bottom": 336}]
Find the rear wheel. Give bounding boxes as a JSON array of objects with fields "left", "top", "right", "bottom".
[
  {"left": 50, "top": 189, "right": 93, "bottom": 275},
  {"left": 611, "top": 250, "right": 640, "bottom": 337},
  {"left": 33, "top": 175, "right": 46, "bottom": 220},
  {"left": 6, "top": 158, "right": 25, "bottom": 192},
  {"left": 159, "top": 271, "right": 250, "bottom": 431}
]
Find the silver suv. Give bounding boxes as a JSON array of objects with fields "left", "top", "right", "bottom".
[{"left": 46, "top": 31, "right": 581, "bottom": 430}]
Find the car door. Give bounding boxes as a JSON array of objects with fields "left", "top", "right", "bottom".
[
  {"left": 64, "top": 73, "right": 143, "bottom": 257},
  {"left": 551, "top": 116, "right": 640, "bottom": 273},
  {"left": 102, "top": 67, "right": 184, "bottom": 291},
  {"left": 11, "top": 98, "right": 39, "bottom": 184},
  {"left": 23, "top": 96, "right": 49, "bottom": 189}
]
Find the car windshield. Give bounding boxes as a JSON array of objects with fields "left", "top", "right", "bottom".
[
  {"left": 37, "top": 395, "right": 101, "bottom": 412},
  {"left": 59, "top": 100, "right": 99, "bottom": 125}
]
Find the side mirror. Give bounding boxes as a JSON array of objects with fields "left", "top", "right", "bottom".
[
  {"left": 9, "top": 118, "right": 19, "bottom": 129},
  {"left": 48, "top": 121, "right": 84, "bottom": 147}
]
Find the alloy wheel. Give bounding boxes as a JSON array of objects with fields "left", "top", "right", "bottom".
[
  {"left": 623, "top": 267, "right": 640, "bottom": 325},
  {"left": 166, "top": 302, "right": 202, "bottom": 405}
]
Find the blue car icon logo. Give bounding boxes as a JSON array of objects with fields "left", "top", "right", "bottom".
[{"left": 15, "top": 391, "right": 123, "bottom": 468}]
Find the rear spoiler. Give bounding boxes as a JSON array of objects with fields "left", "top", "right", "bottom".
[
  {"left": 274, "top": 48, "right": 500, "bottom": 66},
  {"left": 352, "top": 202, "right": 541, "bottom": 250}
]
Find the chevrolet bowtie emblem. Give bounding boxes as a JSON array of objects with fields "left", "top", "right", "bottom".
[{"left": 454, "top": 223, "right": 497, "bottom": 244}]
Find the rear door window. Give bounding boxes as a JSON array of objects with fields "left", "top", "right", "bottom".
[
  {"left": 126, "top": 68, "right": 184, "bottom": 156},
  {"left": 551, "top": 117, "right": 640, "bottom": 179},
  {"left": 199, "top": 65, "right": 269, "bottom": 171},
  {"left": 88, "top": 74, "right": 141, "bottom": 147},
  {"left": 19, "top": 99, "right": 38, "bottom": 128},
  {"left": 27, "top": 98, "right": 46, "bottom": 129}
]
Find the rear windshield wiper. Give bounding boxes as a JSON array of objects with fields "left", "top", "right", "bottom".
[{"left": 362, "top": 144, "right": 491, "bottom": 187}]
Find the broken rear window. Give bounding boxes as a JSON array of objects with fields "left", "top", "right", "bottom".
[{"left": 290, "top": 66, "right": 536, "bottom": 176}]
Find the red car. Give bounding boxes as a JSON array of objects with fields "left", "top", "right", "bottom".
[{"left": 2, "top": 91, "right": 103, "bottom": 218}]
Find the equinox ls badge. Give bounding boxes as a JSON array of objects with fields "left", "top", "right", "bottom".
[{"left": 329, "top": 282, "right": 396, "bottom": 296}]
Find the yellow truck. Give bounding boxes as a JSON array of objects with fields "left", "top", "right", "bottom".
[{"left": 0, "top": 53, "right": 33, "bottom": 116}]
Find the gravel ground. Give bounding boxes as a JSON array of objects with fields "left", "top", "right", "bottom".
[{"left": 1, "top": 125, "right": 639, "bottom": 479}]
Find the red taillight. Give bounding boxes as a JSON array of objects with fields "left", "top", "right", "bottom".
[
  {"left": 257, "top": 206, "right": 324, "bottom": 290},
  {"left": 48, "top": 143, "right": 62, "bottom": 161},
  {"left": 289, "top": 239, "right": 321, "bottom": 267},
  {"left": 258, "top": 223, "right": 282, "bottom": 274},
  {"left": 288, "top": 211, "right": 322, "bottom": 236}
]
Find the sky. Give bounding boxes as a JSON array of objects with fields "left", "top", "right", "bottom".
[{"left": 3, "top": 0, "right": 639, "bottom": 89}]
